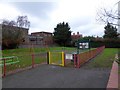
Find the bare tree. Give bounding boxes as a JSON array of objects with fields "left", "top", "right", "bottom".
[
  {"left": 96, "top": 1, "right": 120, "bottom": 26},
  {"left": 8, "top": 20, "right": 17, "bottom": 26},
  {"left": 1, "top": 15, "right": 30, "bottom": 29},
  {"left": 17, "top": 15, "right": 30, "bottom": 29},
  {"left": 2, "top": 19, "right": 10, "bottom": 25},
  {"left": 2, "top": 19, "right": 17, "bottom": 26}
]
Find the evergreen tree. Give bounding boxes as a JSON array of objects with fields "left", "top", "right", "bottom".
[
  {"left": 53, "top": 22, "right": 71, "bottom": 46},
  {"left": 103, "top": 23, "right": 118, "bottom": 39}
]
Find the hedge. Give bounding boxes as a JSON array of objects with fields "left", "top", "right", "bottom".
[{"left": 90, "top": 39, "right": 120, "bottom": 48}]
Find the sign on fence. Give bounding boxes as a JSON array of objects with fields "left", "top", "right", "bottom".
[
  {"left": 76, "top": 39, "right": 90, "bottom": 54},
  {"left": 79, "top": 42, "right": 89, "bottom": 49},
  {"left": 65, "top": 54, "right": 73, "bottom": 60}
]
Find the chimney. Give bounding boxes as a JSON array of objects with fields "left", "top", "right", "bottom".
[
  {"left": 73, "top": 33, "right": 75, "bottom": 35},
  {"left": 77, "top": 32, "right": 79, "bottom": 35}
]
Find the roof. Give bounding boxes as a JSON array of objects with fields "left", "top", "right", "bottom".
[{"left": 31, "top": 31, "right": 53, "bottom": 34}]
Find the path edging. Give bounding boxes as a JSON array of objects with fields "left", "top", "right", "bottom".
[{"left": 106, "top": 60, "right": 118, "bottom": 89}]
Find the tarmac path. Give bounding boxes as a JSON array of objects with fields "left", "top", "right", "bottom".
[{"left": 2, "top": 64, "right": 111, "bottom": 88}]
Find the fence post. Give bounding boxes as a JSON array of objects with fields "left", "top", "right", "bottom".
[
  {"left": 3, "top": 58, "right": 6, "bottom": 77},
  {"left": 61, "top": 52, "right": 65, "bottom": 66},
  {"left": 74, "top": 54, "right": 77, "bottom": 68},
  {"left": 32, "top": 54, "right": 34, "bottom": 68},
  {"left": 77, "top": 54, "right": 80, "bottom": 68},
  {"left": 64, "top": 53, "right": 66, "bottom": 67},
  {"left": 48, "top": 52, "right": 51, "bottom": 64},
  {"left": 47, "top": 52, "right": 49, "bottom": 64}
]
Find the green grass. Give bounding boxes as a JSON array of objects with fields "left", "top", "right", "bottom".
[
  {"left": 1, "top": 47, "right": 76, "bottom": 73},
  {"left": 85, "top": 48, "right": 118, "bottom": 68},
  {"left": 49, "top": 52, "right": 62, "bottom": 65},
  {"left": 2, "top": 47, "right": 76, "bottom": 55},
  {"left": 1, "top": 47, "right": 118, "bottom": 74}
]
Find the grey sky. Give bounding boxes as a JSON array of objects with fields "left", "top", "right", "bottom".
[
  {"left": 0, "top": 0, "right": 119, "bottom": 37},
  {"left": 11, "top": 2, "right": 57, "bottom": 19}
]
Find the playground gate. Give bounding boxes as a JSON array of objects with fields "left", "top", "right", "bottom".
[{"left": 47, "top": 52, "right": 65, "bottom": 66}]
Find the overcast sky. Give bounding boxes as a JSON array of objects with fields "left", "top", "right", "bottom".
[{"left": 0, "top": 0, "right": 119, "bottom": 37}]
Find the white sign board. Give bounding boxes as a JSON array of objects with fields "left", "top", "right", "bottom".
[
  {"left": 65, "top": 54, "right": 73, "bottom": 60},
  {"left": 79, "top": 42, "right": 89, "bottom": 49}
]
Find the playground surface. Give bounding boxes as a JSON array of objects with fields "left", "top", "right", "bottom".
[{"left": 2, "top": 64, "right": 111, "bottom": 88}]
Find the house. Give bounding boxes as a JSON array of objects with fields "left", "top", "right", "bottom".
[
  {"left": 1, "top": 24, "right": 54, "bottom": 48},
  {"left": 71, "top": 32, "right": 82, "bottom": 41},
  {"left": 31, "top": 31, "right": 52, "bottom": 37},
  {"left": 28, "top": 35, "right": 43, "bottom": 45},
  {"left": 29, "top": 31, "right": 53, "bottom": 45}
]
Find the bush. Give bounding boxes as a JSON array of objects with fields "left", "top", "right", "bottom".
[{"left": 2, "top": 25, "right": 28, "bottom": 50}]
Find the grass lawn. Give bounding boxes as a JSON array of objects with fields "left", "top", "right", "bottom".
[
  {"left": 1, "top": 47, "right": 76, "bottom": 73},
  {"left": 0, "top": 47, "right": 118, "bottom": 74},
  {"left": 84, "top": 48, "right": 118, "bottom": 68}
]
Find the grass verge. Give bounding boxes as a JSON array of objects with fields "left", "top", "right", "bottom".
[{"left": 84, "top": 48, "right": 118, "bottom": 68}]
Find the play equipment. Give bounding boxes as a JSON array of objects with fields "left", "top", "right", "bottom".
[
  {"left": 0, "top": 56, "right": 19, "bottom": 77},
  {"left": 0, "top": 56, "right": 19, "bottom": 66}
]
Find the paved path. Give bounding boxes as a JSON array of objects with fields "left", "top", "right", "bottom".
[{"left": 2, "top": 64, "right": 111, "bottom": 88}]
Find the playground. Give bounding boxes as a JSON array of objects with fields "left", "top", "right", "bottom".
[
  {"left": 1, "top": 45, "right": 105, "bottom": 77},
  {"left": 1, "top": 46, "right": 119, "bottom": 88}
]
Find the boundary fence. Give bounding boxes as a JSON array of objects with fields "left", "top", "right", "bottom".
[
  {"left": 1, "top": 46, "right": 105, "bottom": 77},
  {"left": 1, "top": 52, "right": 47, "bottom": 77},
  {"left": 74, "top": 46, "right": 105, "bottom": 68},
  {"left": 47, "top": 46, "right": 105, "bottom": 68}
]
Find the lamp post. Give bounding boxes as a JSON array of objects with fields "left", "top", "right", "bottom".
[{"left": 89, "top": 39, "right": 91, "bottom": 50}]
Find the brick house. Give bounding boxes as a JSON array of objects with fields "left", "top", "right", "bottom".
[
  {"left": 29, "top": 31, "right": 53, "bottom": 45},
  {"left": 71, "top": 32, "right": 82, "bottom": 41},
  {"left": 1, "top": 24, "right": 54, "bottom": 48}
]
